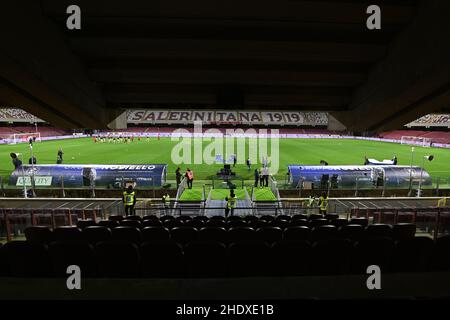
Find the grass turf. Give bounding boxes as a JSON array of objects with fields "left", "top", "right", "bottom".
[
  {"left": 1, "top": 137, "right": 450, "bottom": 185},
  {"left": 251, "top": 187, "right": 277, "bottom": 201},
  {"left": 179, "top": 187, "right": 276, "bottom": 201},
  {"left": 179, "top": 187, "right": 204, "bottom": 201}
]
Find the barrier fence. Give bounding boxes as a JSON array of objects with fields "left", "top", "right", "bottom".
[{"left": 1, "top": 196, "right": 449, "bottom": 242}]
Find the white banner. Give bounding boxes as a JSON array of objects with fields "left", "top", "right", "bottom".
[
  {"left": 127, "top": 109, "right": 328, "bottom": 126},
  {"left": 16, "top": 176, "right": 53, "bottom": 186}
]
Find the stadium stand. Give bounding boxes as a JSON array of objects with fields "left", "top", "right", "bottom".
[
  {"left": 1, "top": 216, "right": 450, "bottom": 279},
  {"left": 0, "top": 108, "right": 43, "bottom": 122},
  {"left": 2, "top": 108, "right": 449, "bottom": 146},
  {"left": 380, "top": 130, "right": 450, "bottom": 145},
  {"left": 407, "top": 114, "right": 450, "bottom": 128}
]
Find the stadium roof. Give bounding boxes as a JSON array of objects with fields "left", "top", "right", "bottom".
[{"left": 0, "top": 0, "right": 449, "bottom": 131}]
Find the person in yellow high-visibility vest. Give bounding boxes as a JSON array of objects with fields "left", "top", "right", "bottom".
[
  {"left": 225, "top": 190, "right": 237, "bottom": 218},
  {"left": 318, "top": 193, "right": 328, "bottom": 215},
  {"left": 438, "top": 197, "right": 448, "bottom": 207},
  {"left": 122, "top": 185, "right": 137, "bottom": 216},
  {"left": 162, "top": 192, "right": 171, "bottom": 214}
]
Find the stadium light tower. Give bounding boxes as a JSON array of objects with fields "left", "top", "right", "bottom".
[{"left": 417, "top": 155, "right": 434, "bottom": 197}]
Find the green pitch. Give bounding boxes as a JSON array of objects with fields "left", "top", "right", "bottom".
[
  {"left": 179, "top": 187, "right": 276, "bottom": 201},
  {"left": 1, "top": 137, "right": 450, "bottom": 186}
]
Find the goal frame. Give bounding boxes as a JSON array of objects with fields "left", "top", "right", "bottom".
[
  {"left": 8, "top": 132, "right": 42, "bottom": 145},
  {"left": 400, "top": 136, "right": 431, "bottom": 147}
]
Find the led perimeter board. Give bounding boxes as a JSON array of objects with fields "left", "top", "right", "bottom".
[
  {"left": 287, "top": 165, "right": 432, "bottom": 189},
  {"left": 9, "top": 164, "right": 168, "bottom": 188}
]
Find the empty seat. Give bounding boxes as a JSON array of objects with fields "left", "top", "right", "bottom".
[
  {"left": 228, "top": 227, "right": 256, "bottom": 243},
  {"left": 76, "top": 219, "right": 97, "bottom": 229},
  {"left": 330, "top": 218, "right": 348, "bottom": 228},
  {"left": 250, "top": 220, "right": 269, "bottom": 229},
  {"left": 276, "top": 215, "right": 292, "bottom": 222},
  {"left": 310, "top": 225, "right": 338, "bottom": 242},
  {"left": 310, "top": 239, "right": 352, "bottom": 275},
  {"left": 141, "top": 227, "right": 170, "bottom": 243},
  {"left": 243, "top": 216, "right": 259, "bottom": 223},
  {"left": 292, "top": 214, "right": 308, "bottom": 221},
  {"left": 256, "top": 227, "right": 283, "bottom": 244},
  {"left": 431, "top": 235, "right": 450, "bottom": 271},
  {"left": 260, "top": 215, "right": 275, "bottom": 223},
  {"left": 108, "top": 215, "right": 124, "bottom": 222},
  {"left": 2, "top": 241, "right": 52, "bottom": 277},
  {"left": 141, "top": 241, "right": 184, "bottom": 278},
  {"left": 0, "top": 244, "right": 8, "bottom": 277},
  {"left": 184, "top": 242, "right": 228, "bottom": 278},
  {"left": 171, "top": 227, "right": 198, "bottom": 245},
  {"left": 227, "top": 216, "right": 243, "bottom": 222},
  {"left": 95, "top": 241, "right": 140, "bottom": 278},
  {"left": 288, "top": 219, "right": 309, "bottom": 227},
  {"left": 229, "top": 242, "right": 271, "bottom": 277},
  {"left": 308, "top": 214, "right": 323, "bottom": 221},
  {"left": 25, "top": 226, "right": 54, "bottom": 245},
  {"left": 349, "top": 217, "right": 368, "bottom": 227},
  {"left": 54, "top": 226, "right": 85, "bottom": 243},
  {"left": 98, "top": 220, "right": 119, "bottom": 229},
  {"left": 378, "top": 211, "right": 396, "bottom": 224},
  {"left": 364, "top": 224, "right": 393, "bottom": 239},
  {"left": 226, "top": 220, "right": 248, "bottom": 229},
  {"left": 142, "top": 219, "right": 163, "bottom": 227},
  {"left": 325, "top": 214, "right": 339, "bottom": 220},
  {"left": 111, "top": 226, "right": 142, "bottom": 244},
  {"left": 309, "top": 219, "right": 328, "bottom": 229},
  {"left": 396, "top": 211, "right": 415, "bottom": 223},
  {"left": 270, "top": 241, "right": 311, "bottom": 276},
  {"left": 184, "top": 219, "right": 205, "bottom": 229},
  {"left": 351, "top": 238, "right": 395, "bottom": 274},
  {"left": 273, "top": 220, "right": 290, "bottom": 230},
  {"left": 205, "top": 220, "right": 227, "bottom": 228},
  {"left": 160, "top": 215, "right": 175, "bottom": 223},
  {"left": 198, "top": 227, "right": 228, "bottom": 243},
  {"left": 392, "top": 223, "right": 416, "bottom": 241},
  {"left": 49, "top": 241, "right": 97, "bottom": 277},
  {"left": 83, "top": 226, "right": 112, "bottom": 245},
  {"left": 338, "top": 224, "right": 364, "bottom": 242},
  {"left": 392, "top": 237, "right": 434, "bottom": 273},
  {"left": 192, "top": 216, "right": 209, "bottom": 223},
  {"left": 120, "top": 220, "right": 142, "bottom": 229},
  {"left": 124, "top": 215, "right": 142, "bottom": 222},
  {"left": 283, "top": 226, "right": 311, "bottom": 242},
  {"left": 163, "top": 219, "right": 184, "bottom": 230},
  {"left": 176, "top": 216, "right": 192, "bottom": 223},
  {"left": 210, "top": 216, "right": 226, "bottom": 222},
  {"left": 142, "top": 215, "right": 160, "bottom": 222}
]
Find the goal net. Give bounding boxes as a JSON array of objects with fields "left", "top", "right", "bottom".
[
  {"left": 8, "top": 132, "right": 42, "bottom": 145},
  {"left": 400, "top": 136, "right": 432, "bottom": 147}
]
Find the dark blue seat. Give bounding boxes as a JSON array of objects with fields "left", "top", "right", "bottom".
[
  {"left": 95, "top": 241, "right": 140, "bottom": 278},
  {"left": 83, "top": 226, "right": 112, "bottom": 245},
  {"left": 141, "top": 227, "right": 171, "bottom": 243},
  {"left": 111, "top": 226, "right": 142, "bottom": 244},
  {"left": 228, "top": 242, "right": 271, "bottom": 277},
  {"left": 141, "top": 241, "right": 184, "bottom": 278},
  {"left": 198, "top": 227, "right": 228, "bottom": 243},
  {"left": 2, "top": 241, "right": 52, "bottom": 277},
  {"left": 270, "top": 240, "right": 311, "bottom": 276},
  {"left": 25, "top": 226, "right": 54, "bottom": 245},
  {"left": 184, "top": 242, "right": 227, "bottom": 278},
  {"left": 49, "top": 241, "right": 97, "bottom": 277},
  {"left": 283, "top": 226, "right": 310, "bottom": 242}
]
